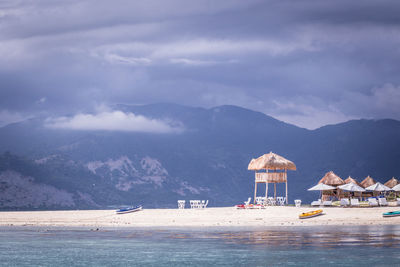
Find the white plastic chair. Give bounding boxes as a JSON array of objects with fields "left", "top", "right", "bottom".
[
  {"left": 195, "top": 200, "right": 201, "bottom": 209},
  {"left": 200, "top": 200, "right": 208, "bottom": 209},
  {"left": 244, "top": 197, "right": 251, "bottom": 206},
  {"left": 294, "top": 199, "right": 301, "bottom": 207},
  {"left": 177, "top": 200, "right": 185, "bottom": 209},
  {"left": 276, "top": 197, "right": 284, "bottom": 206},
  {"left": 268, "top": 197, "right": 276, "bottom": 206},
  {"left": 190, "top": 200, "right": 200, "bottom": 209}
]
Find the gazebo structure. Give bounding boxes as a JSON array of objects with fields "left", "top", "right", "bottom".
[
  {"left": 248, "top": 152, "right": 296, "bottom": 205},
  {"left": 344, "top": 176, "right": 362, "bottom": 198},
  {"left": 360, "top": 175, "right": 377, "bottom": 198},
  {"left": 318, "top": 171, "right": 344, "bottom": 200},
  {"left": 384, "top": 177, "right": 398, "bottom": 188}
]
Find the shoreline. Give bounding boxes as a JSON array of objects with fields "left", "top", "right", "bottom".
[{"left": 0, "top": 206, "right": 399, "bottom": 229}]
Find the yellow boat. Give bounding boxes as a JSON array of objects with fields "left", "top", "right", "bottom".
[{"left": 299, "top": 209, "right": 323, "bottom": 219}]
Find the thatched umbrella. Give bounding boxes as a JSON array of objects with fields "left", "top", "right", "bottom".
[
  {"left": 344, "top": 176, "right": 362, "bottom": 186},
  {"left": 360, "top": 176, "right": 376, "bottom": 188},
  {"left": 248, "top": 152, "right": 296, "bottom": 171},
  {"left": 248, "top": 152, "right": 296, "bottom": 204},
  {"left": 317, "top": 171, "right": 344, "bottom": 200},
  {"left": 384, "top": 177, "right": 398, "bottom": 188},
  {"left": 318, "top": 171, "right": 345, "bottom": 186}
]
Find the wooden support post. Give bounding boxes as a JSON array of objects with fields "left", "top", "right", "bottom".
[
  {"left": 265, "top": 183, "right": 268, "bottom": 198},
  {"left": 285, "top": 181, "right": 288, "bottom": 204},
  {"left": 254, "top": 182, "right": 257, "bottom": 204},
  {"left": 285, "top": 169, "right": 288, "bottom": 204}
]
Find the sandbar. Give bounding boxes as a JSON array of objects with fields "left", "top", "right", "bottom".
[{"left": 1, "top": 206, "right": 400, "bottom": 229}]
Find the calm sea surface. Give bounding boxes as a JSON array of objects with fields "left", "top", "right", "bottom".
[{"left": 0, "top": 225, "right": 399, "bottom": 266}]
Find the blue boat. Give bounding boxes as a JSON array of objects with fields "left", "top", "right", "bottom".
[
  {"left": 383, "top": 211, "right": 400, "bottom": 217},
  {"left": 116, "top": 205, "right": 142, "bottom": 214}
]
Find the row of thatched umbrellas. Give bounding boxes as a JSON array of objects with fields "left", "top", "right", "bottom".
[{"left": 309, "top": 171, "right": 400, "bottom": 194}]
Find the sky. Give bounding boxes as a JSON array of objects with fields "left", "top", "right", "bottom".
[{"left": 1, "top": 0, "right": 400, "bottom": 129}]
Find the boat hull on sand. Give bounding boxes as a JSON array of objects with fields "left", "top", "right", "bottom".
[
  {"left": 383, "top": 211, "right": 400, "bottom": 217},
  {"left": 116, "top": 205, "right": 142, "bottom": 214},
  {"left": 299, "top": 209, "right": 323, "bottom": 219}
]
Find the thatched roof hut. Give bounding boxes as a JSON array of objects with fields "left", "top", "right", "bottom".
[
  {"left": 248, "top": 152, "right": 296, "bottom": 205},
  {"left": 318, "top": 171, "right": 345, "bottom": 186},
  {"left": 360, "top": 176, "right": 376, "bottom": 188},
  {"left": 344, "top": 176, "right": 362, "bottom": 187},
  {"left": 384, "top": 177, "right": 398, "bottom": 188},
  {"left": 248, "top": 152, "right": 296, "bottom": 171}
]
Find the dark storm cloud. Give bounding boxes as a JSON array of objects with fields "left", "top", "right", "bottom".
[{"left": 1, "top": 0, "right": 400, "bottom": 128}]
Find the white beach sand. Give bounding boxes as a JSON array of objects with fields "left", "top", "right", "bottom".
[{"left": 1, "top": 206, "right": 400, "bottom": 228}]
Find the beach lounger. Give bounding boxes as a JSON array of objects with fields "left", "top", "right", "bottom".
[
  {"left": 378, "top": 198, "right": 388, "bottom": 206},
  {"left": 340, "top": 198, "right": 350, "bottom": 207},
  {"left": 244, "top": 197, "right": 251, "bottom": 206},
  {"left": 397, "top": 198, "right": 400, "bottom": 206},
  {"left": 322, "top": 201, "right": 332, "bottom": 206},
  {"left": 177, "top": 200, "right": 185, "bottom": 209},
  {"left": 311, "top": 199, "right": 321, "bottom": 206},
  {"left": 350, "top": 199, "right": 360, "bottom": 207},
  {"left": 294, "top": 199, "right": 302, "bottom": 207},
  {"left": 368, "top": 198, "right": 378, "bottom": 207}
]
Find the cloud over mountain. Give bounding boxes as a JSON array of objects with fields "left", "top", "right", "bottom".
[{"left": 46, "top": 111, "right": 183, "bottom": 133}]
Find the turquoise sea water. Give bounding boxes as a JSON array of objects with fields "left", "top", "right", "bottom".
[{"left": 0, "top": 226, "right": 399, "bottom": 266}]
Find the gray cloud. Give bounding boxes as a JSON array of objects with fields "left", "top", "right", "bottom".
[{"left": 1, "top": 0, "right": 400, "bottom": 128}]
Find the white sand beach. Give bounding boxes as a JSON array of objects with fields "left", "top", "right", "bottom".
[{"left": 0, "top": 206, "right": 400, "bottom": 228}]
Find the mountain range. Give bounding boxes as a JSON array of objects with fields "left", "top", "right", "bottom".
[{"left": 0, "top": 103, "right": 399, "bottom": 209}]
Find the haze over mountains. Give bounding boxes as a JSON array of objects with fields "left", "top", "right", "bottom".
[{"left": 0, "top": 103, "right": 399, "bottom": 209}]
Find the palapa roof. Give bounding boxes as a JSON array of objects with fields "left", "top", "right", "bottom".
[
  {"left": 360, "top": 176, "right": 376, "bottom": 188},
  {"left": 384, "top": 177, "right": 398, "bottom": 188},
  {"left": 318, "top": 171, "right": 345, "bottom": 186},
  {"left": 248, "top": 152, "right": 296, "bottom": 171},
  {"left": 344, "top": 176, "right": 362, "bottom": 187}
]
